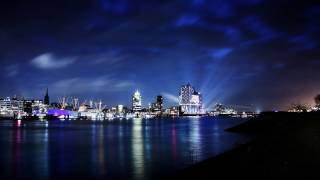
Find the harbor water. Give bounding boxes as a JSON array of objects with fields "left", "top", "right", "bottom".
[{"left": 0, "top": 116, "right": 249, "bottom": 179}]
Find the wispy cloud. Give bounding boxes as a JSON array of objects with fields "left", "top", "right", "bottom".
[
  {"left": 209, "top": 48, "right": 233, "bottom": 59},
  {"left": 30, "top": 53, "right": 77, "bottom": 69},
  {"left": 176, "top": 14, "right": 200, "bottom": 27},
  {"left": 50, "top": 76, "right": 133, "bottom": 94},
  {"left": 162, "top": 92, "right": 179, "bottom": 103},
  {"left": 99, "top": 0, "right": 129, "bottom": 14},
  {"left": 87, "top": 51, "right": 129, "bottom": 65},
  {"left": 5, "top": 64, "right": 19, "bottom": 77},
  {"left": 289, "top": 35, "right": 316, "bottom": 51},
  {"left": 242, "top": 16, "right": 275, "bottom": 38},
  {"left": 205, "top": 24, "right": 241, "bottom": 42}
]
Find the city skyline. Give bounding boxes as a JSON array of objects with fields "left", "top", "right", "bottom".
[
  {"left": 1, "top": 1, "right": 320, "bottom": 180},
  {"left": 0, "top": 86, "right": 193, "bottom": 110},
  {"left": 1, "top": 0, "right": 320, "bottom": 110}
]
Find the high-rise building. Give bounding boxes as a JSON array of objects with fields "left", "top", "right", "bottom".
[
  {"left": 23, "top": 100, "right": 33, "bottom": 115},
  {"left": 179, "top": 84, "right": 203, "bottom": 115},
  {"left": 156, "top": 95, "right": 163, "bottom": 112},
  {"left": 0, "top": 97, "right": 24, "bottom": 112},
  {"left": 44, "top": 88, "right": 50, "bottom": 105},
  {"left": 11, "top": 97, "right": 24, "bottom": 112},
  {"left": 132, "top": 90, "right": 142, "bottom": 112},
  {"left": 0, "top": 97, "right": 12, "bottom": 111}
]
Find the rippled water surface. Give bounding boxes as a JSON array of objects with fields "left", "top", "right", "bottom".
[{"left": 0, "top": 117, "right": 249, "bottom": 179}]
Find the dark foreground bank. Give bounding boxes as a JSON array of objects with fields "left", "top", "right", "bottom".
[{"left": 170, "top": 112, "right": 320, "bottom": 179}]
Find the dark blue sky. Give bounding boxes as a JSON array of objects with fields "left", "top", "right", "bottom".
[{"left": 0, "top": 0, "right": 320, "bottom": 110}]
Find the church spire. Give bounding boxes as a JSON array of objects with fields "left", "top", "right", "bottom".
[{"left": 44, "top": 87, "right": 50, "bottom": 105}]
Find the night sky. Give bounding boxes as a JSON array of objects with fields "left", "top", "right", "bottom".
[{"left": 1, "top": 0, "right": 320, "bottom": 110}]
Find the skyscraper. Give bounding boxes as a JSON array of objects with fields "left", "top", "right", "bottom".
[
  {"left": 156, "top": 95, "right": 163, "bottom": 112},
  {"left": 179, "top": 84, "right": 203, "bottom": 115},
  {"left": 132, "top": 90, "right": 142, "bottom": 112},
  {"left": 44, "top": 88, "right": 50, "bottom": 105}
]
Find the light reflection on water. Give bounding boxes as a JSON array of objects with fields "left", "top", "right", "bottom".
[
  {"left": 190, "top": 119, "right": 201, "bottom": 163},
  {"left": 0, "top": 117, "right": 249, "bottom": 180},
  {"left": 132, "top": 118, "right": 145, "bottom": 180}
]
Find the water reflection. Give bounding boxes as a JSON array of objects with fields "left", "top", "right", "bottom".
[
  {"left": 171, "top": 123, "right": 177, "bottom": 161},
  {"left": 35, "top": 121, "right": 50, "bottom": 178},
  {"left": 91, "top": 124, "right": 97, "bottom": 175},
  {"left": 0, "top": 117, "right": 249, "bottom": 180},
  {"left": 13, "top": 121, "right": 22, "bottom": 177},
  {"left": 90, "top": 124, "right": 106, "bottom": 176},
  {"left": 118, "top": 124, "right": 125, "bottom": 171},
  {"left": 189, "top": 119, "right": 202, "bottom": 164},
  {"left": 98, "top": 125, "right": 106, "bottom": 176},
  {"left": 43, "top": 124, "right": 49, "bottom": 177},
  {"left": 132, "top": 118, "right": 145, "bottom": 180}
]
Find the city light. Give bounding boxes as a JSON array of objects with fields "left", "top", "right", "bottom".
[{"left": 0, "top": 85, "right": 263, "bottom": 120}]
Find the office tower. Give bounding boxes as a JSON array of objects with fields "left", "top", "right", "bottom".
[{"left": 132, "top": 90, "right": 142, "bottom": 112}]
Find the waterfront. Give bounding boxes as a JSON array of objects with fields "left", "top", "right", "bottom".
[
  {"left": 175, "top": 112, "right": 320, "bottom": 179},
  {"left": 0, "top": 117, "right": 248, "bottom": 179}
]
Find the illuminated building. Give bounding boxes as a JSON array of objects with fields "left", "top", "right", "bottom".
[
  {"left": 0, "top": 97, "right": 13, "bottom": 118},
  {"left": 179, "top": 84, "right": 204, "bottom": 115},
  {"left": 164, "top": 106, "right": 179, "bottom": 116},
  {"left": 0, "top": 97, "right": 24, "bottom": 112},
  {"left": 31, "top": 100, "right": 47, "bottom": 116},
  {"left": 44, "top": 88, "right": 50, "bottom": 105},
  {"left": 0, "top": 97, "right": 12, "bottom": 111},
  {"left": 32, "top": 100, "right": 44, "bottom": 108},
  {"left": 210, "top": 103, "right": 237, "bottom": 116},
  {"left": 117, "top": 105, "right": 124, "bottom": 113},
  {"left": 0, "top": 97, "right": 25, "bottom": 118},
  {"left": 132, "top": 90, "right": 142, "bottom": 112},
  {"left": 149, "top": 95, "right": 163, "bottom": 115},
  {"left": 78, "top": 104, "right": 90, "bottom": 112},
  {"left": 12, "top": 98, "right": 24, "bottom": 112}
]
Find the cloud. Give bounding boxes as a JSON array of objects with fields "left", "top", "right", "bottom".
[
  {"left": 209, "top": 48, "right": 233, "bottom": 59},
  {"left": 99, "top": 0, "right": 129, "bottom": 14},
  {"left": 5, "top": 64, "right": 19, "bottom": 77},
  {"left": 162, "top": 92, "right": 179, "bottom": 103},
  {"left": 87, "top": 51, "right": 129, "bottom": 65},
  {"left": 30, "top": 53, "right": 76, "bottom": 69},
  {"left": 114, "top": 81, "right": 133, "bottom": 89},
  {"left": 289, "top": 35, "right": 316, "bottom": 51},
  {"left": 50, "top": 76, "right": 133, "bottom": 95},
  {"left": 210, "top": 1, "right": 234, "bottom": 18},
  {"left": 176, "top": 14, "right": 200, "bottom": 27},
  {"left": 192, "top": 0, "right": 205, "bottom": 6},
  {"left": 242, "top": 16, "right": 275, "bottom": 37}
]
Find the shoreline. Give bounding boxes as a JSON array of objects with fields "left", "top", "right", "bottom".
[{"left": 170, "top": 111, "right": 320, "bottom": 179}]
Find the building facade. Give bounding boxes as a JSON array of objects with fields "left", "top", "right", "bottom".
[
  {"left": 0, "top": 97, "right": 24, "bottom": 112},
  {"left": 0, "top": 97, "right": 12, "bottom": 111},
  {"left": 156, "top": 95, "right": 163, "bottom": 112},
  {"left": 132, "top": 90, "right": 142, "bottom": 112},
  {"left": 179, "top": 84, "right": 203, "bottom": 115}
]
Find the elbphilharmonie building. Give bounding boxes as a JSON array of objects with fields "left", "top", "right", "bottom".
[{"left": 179, "top": 84, "right": 204, "bottom": 115}]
